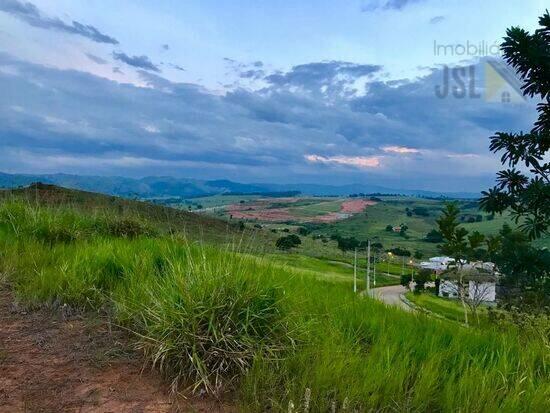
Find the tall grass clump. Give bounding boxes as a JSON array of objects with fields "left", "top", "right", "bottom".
[
  {"left": 115, "top": 244, "right": 296, "bottom": 393},
  {"left": 0, "top": 201, "right": 296, "bottom": 394},
  {"left": 0, "top": 200, "right": 549, "bottom": 411}
]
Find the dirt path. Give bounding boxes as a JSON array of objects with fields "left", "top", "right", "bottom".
[
  {"left": 370, "top": 285, "right": 411, "bottom": 311},
  {"left": 0, "top": 288, "right": 232, "bottom": 413}
]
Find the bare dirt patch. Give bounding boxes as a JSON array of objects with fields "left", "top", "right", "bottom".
[
  {"left": 225, "top": 197, "right": 376, "bottom": 223},
  {"left": 340, "top": 199, "right": 377, "bottom": 214},
  {"left": 0, "top": 288, "right": 233, "bottom": 413}
]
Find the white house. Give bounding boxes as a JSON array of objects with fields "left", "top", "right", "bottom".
[
  {"left": 438, "top": 280, "right": 496, "bottom": 303},
  {"left": 468, "top": 280, "right": 496, "bottom": 302},
  {"left": 419, "top": 256, "right": 455, "bottom": 273}
]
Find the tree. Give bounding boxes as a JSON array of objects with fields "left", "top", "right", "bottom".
[
  {"left": 479, "top": 11, "right": 550, "bottom": 240},
  {"left": 276, "top": 234, "right": 301, "bottom": 251},
  {"left": 336, "top": 236, "right": 359, "bottom": 252},
  {"left": 385, "top": 224, "right": 393, "bottom": 232},
  {"left": 441, "top": 268, "right": 496, "bottom": 324},
  {"left": 492, "top": 225, "right": 550, "bottom": 308},
  {"left": 297, "top": 226, "right": 310, "bottom": 236},
  {"left": 425, "top": 229, "right": 443, "bottom": 243},
  {"left": 412, "top": 206, "right": 430, "bottom": 217},
  {"left": 437, "top": 203, "right": 491, "bottom": 325},
  {"left": 386, "top": 247, "right": 411, "bottom": 257},
  {"left": 413, "top": 250, "right": 424, "bottom": 260},
  {"left": 414, "top": 269, "right": 432, "bottom": 293},
  {"left": 371, "top": 242, "right": 384, "bottom": 251},
  {"left": 400, "top": 273, "right": 412, "bottom": 290}
]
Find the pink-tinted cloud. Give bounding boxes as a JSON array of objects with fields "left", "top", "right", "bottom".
[
  {"left": 305, "top": 154, "right": 381, "bottom": 168},
  {"left": 382, "top": 145, "right": 420, "bottom": 154}
]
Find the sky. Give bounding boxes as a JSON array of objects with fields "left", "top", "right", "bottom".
[{"left": 0, "top": 0, "right": 546, "bottom": 192}]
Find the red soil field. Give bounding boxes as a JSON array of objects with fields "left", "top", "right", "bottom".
[{"left": 225, "top": 198, "right": 376, "bottom": 223}]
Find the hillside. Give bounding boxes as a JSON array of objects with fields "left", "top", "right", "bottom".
[
  {"left": 0, "top": 183, "right": 258, "bottom": 246},
  {"left": 0, "top": 198, "right": 548, "bottom": 411},
  {"left": 0, "top": 172, "right": 480, "bottom": 199}
]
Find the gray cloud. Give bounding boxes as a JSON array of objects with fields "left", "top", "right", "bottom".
[
  {"left": 240, "top": 69, "right": 265, "bottom": 79},
  {"left": 169, "top": 63, "right": 185, "bottom": 72},
  {"left": 0, "top": 0, "right": 118, "bottom": 44},
  {"left": 429, "top": 15, "right": 445, "bottom": 24},
  {"left": 85, "top": 53, "right": 107, "bottom": 65},
  {"left": 361, "top": 0, "right": 424, "bottom": 12},
  {"left": 112, "top": 52, "right": 160, "bottom": 72},
  {"left": 265, "top": 61, "right": 382, "bottom": 98},
  {"left": 0, "top": 53, "right": 536, "bottom": 190}
]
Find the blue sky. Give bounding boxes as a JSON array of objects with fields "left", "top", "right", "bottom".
[{"left": 0, "top": 0, "right": 546, "bottom": 191}]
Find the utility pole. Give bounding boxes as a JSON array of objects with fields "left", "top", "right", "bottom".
[
  {"left": 366, "top": 240, "right": 371, "bottom": 294},
  {"left": 373, "top": 253, "right": 377, "bottom": 287},
  {"left": 353, "top": 248, "right": 357, "bottom": 293}
]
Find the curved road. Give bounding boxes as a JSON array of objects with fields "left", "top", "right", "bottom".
[{"left": 370, "top": 285, "right": 411, "bottom": 311}]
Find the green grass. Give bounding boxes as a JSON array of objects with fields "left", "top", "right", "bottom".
[
  {"left": 1, "top": 199, "right": 549, "bottom": 412},
  {"left": 266, "top": 253, "right": 398, "bottom": 287},
  {"left": 287, "top": 199, "right": 343, "bottom": 217},
  {"left": 405, "top": 291, "right": 491, "bottom": 327}
]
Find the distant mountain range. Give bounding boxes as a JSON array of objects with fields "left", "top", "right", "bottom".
[{"left": 0, "top": 172, "right": 480, "bottom": 199}]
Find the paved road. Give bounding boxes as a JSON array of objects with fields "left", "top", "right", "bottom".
[{"left": 370, "top": 285, "right": 411, "bottom": 311}]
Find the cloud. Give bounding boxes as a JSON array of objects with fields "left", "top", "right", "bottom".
[
  {"left": 0, "top": 0, "right": 118, "bottom": 44},
  {"left": 85, "top": 53, "right": 107, "bottom": 65},
  {"left": 239, "top": 69, "right": 265, "bottom": 79},
  {"left": 382, "top": 145, "right": 420, "bottom": 154},
  {"left": 305, "top": 154, "right": 381, "bottom": 169},
  {"left": 429, "top": 16, "right": 445, "bottom": 24},
  {"left": 169, "top": 63, "right": 185, "bottom": 72},
  {"left": 0, "top": 53, "right": 537, "bottom": 191},
  {"left": 265, "top": 61, "right": 382, "bottom": 98},
  {"left": 361, "top": 0, "right": 424, "bottom": 12},
  {"left": 112, "top": 52, "right": 160, "bottom": 72}
]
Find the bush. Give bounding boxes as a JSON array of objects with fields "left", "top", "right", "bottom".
[
  {"left": 105, "top": 217, "right": 155, "bottom": 238},
  {"left": 276, "top": 234, "right": 301, "bottom": 250},
  {"left": 386, "top": 247, "right": 411, "bottom": 257},
  {"left": 296, "top": 226, "right": 310, "bottom": 236},
  {"left": 412, "top": 206, "right": 430, "bottom": 216}
]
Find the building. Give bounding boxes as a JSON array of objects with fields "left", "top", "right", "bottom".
[
  {"left": 419, "top": 256, "right": 455, "bottom": 273},
  {"left": 438, "top": 279, "right": 496, "bottom": 302}
]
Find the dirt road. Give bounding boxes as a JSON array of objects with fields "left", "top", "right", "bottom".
[{"left": 370, "top": 285, "right": 411, "bottom": 311}]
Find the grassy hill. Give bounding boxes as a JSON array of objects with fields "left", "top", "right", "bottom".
[
  {"left": 0, "top": 183, "right": 258, "bottom": 246},
  {"left": 0, "top": 188, "right": 549, "bottom": 411}
]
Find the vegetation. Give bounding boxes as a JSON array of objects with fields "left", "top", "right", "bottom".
[
  {"left": 480, "top": 10, "right": 549, "bottom": 240},
  {"left": 1, "top": 198, "right": 549, "bottom": 411},
  {"left": 276, "top": 234, "right": 301, "bottom": 250}
]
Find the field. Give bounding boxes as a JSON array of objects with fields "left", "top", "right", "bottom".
[
  {"left": 195, "top": 194, "right": 550, "bottom": 258},
  {"left": 0, "top": 186, "right": 549, "bottom": 411}
]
